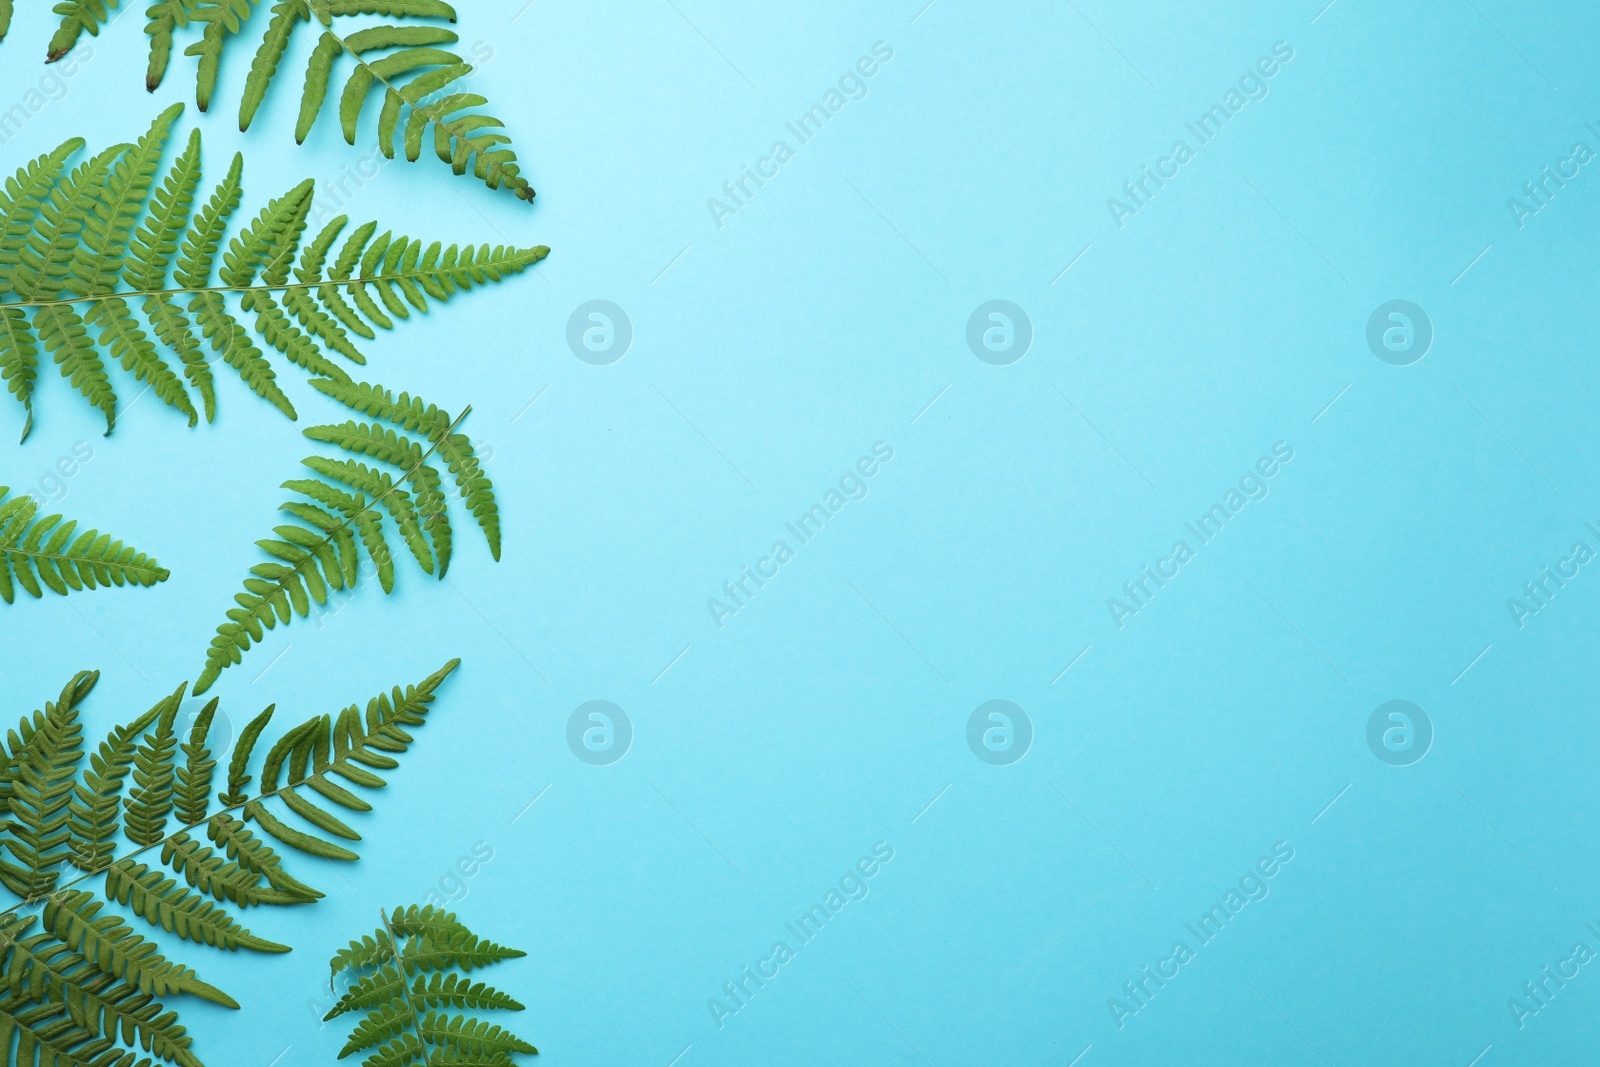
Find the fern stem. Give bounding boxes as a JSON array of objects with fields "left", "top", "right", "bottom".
[
  {"left": 0, "top": 272, "right": 497, "bottom": 310},
  {"left": 378, "top": 906, "right": 436, "bottom": 1062}
]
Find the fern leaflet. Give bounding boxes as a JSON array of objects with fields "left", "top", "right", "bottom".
[{"left": 0, "top": 484, "right": 168, "bottom": 603}]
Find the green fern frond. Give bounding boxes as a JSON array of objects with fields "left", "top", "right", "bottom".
[
  {"left": 325, "top": 905, "right": 536, "bottom": 1064},
  {"left": 0, "top": 661, "right": 462, "bottom": 1066},
  {"left": 0, "top": 485, "right": 169, "bottom": 604},
  {"left": 0, "top": 109, "right": 546, "bottom": 439},
  {"left": 31, "top": 0, "right": 533, "bottom": 198},
  {"left": 195, "top": 383, "right": 494, "bottom": 693}
]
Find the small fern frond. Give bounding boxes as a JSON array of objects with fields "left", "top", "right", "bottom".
[
  {"left": 0, "top": 112, "right": 546, "bottom": 439},
  {"left": 325, "top": 905, "right": 536, "bottom": 1063},
  {"left": 104, "top": 859, "right": 289, "bottom": 952},
  {"left": 194, "top": 384, "right": 494, "bottom": 693}
]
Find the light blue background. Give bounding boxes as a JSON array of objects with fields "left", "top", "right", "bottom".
[{"left": 3, "top": 0, "right": 1600, "bottom": 1064}]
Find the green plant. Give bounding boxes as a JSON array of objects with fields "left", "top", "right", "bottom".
[
  {"left": 0, "top": 484, "right": 167, "bottom": 603},
  {"left": 25, "top": 0, "right": 534, "bottom": 201},
  {"left": 0, "top": 104, "right": 547, "bottom": 441},
  {"left": 0, "top": 658, "right": 460, "bottom": 1066},
  {"left": 325, "top": 904, "right": 537, "bottom": 1065},
  {"left": 195, "top": 376, "right": 495, "bottom": 694}
]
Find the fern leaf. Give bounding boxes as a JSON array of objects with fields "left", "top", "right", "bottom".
[
  {"left": 35, "top": 303, "right": 116, "bottom": 430},
  {"left": 240, "top": 0, "right": 308, "bottom": 128},
  {"left": 1, "top": 123, "right": 542, "bottom": 437},
  {"left": 66, "top": 689, "right": 172, "bottom": 872},
  {"left": 330, "top": 932, "right": 393, "bottom": 978},
  {"left": 385, "top": 903, "right": 467, "bottom": 941},
  {"left": 83, "top": 0, "right": 535, "bottom": 199},
  {"left": 325, "top": 903, "right": 535, "bottom": 1062},
  {"left": 188, "top": 290, "right": 295, "bottom": 419},
  {"left": 0, "top": 663, "right": 464, "bottom": 1067},
  {"left": 163, "top": 831, "right": 318, "bottom": 908},
  {"left": 239, "top": 657, "right": 457, "bottom": 850},
  {"left": 145, "top": 0, "right": 200, "bottom": 91},
  {"left": 171, "top": 150, "right": 241, "bottom": 289},
  {"left": 0, "top": 487, "right": 169, "bottom": 605},
  {"left": 144, "top": 294, "right": 212, "bottom": 423},
  {"left": 123, "top": 697, "right": 179, "bottom": 847},
  {"left": 124, "top": 126, "right": 202, "bottom": 294},
  {"left": 85, "top": 295, "right": 196, "bottom": 423},
  {"left": 202, "top": 813, "right": 322, "bottom": 900},
  {"left": 45, "top": 0, "right": 119, "bottom": 63},
  {"left": 75, "top": 105, "right": 183, "bottom": 299},
  {"left": 104, "top": 859, "right": 290, "bottom": 952},
  {"left": 195, "top": 390, "right": 497, "bottom": 690},
  {"left": 192, "top": 381, "right": 500, "bottom": 686},
  {"left": 0, "top": 918, "right": 202, "bottom": 1067},
  {"left": 0, "top": 672, "right": 92, "bottom": 900},
  {"left": 172, "top": 697, "right": 217, "bottom": 826},
  {"left": 328, "top": 966, "right": 521, "bottom": 1020},
  {"left": 418, "top": 1011, "right": 538, "bottom": 1056},
  {"left": 0, "top": 140, "right": 86, "bottom": 299},
  {"left": 0, "top": 307, "right": 40, "bottom": 441},
  {"left": 311, "top": 376, "right": 498, "bottom": 559},
  {"left": 43, "top": 889, "right": 238, "bottom": 1006},
  {"left": 218, "top": 705, "right": 272, "bottom": 805}
]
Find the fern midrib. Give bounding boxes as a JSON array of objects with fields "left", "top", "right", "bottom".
[{"left": 0, "top": 268, "right": 526, "bottom": 310}]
